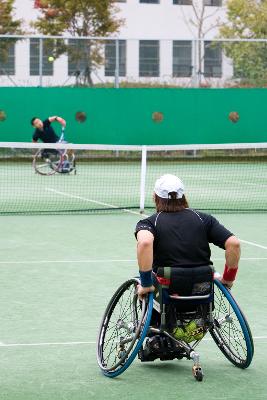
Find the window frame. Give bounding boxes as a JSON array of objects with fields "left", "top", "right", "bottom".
[
  {"left": 104, "top": 40, "right": 126, "bottom": 77},
  {"left": 139, "top": 40, "right": 160, "bottom": 78},
  {"left": 173, "top": 40, "right": 192, "bottom": 77}
]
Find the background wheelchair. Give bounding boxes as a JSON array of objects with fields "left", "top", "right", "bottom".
[
  {"left": 97, "top": 266, "right": 254, "bottom": 382},
  {"left": 33, "top": 129, "right": 76, "bottom": 176}
]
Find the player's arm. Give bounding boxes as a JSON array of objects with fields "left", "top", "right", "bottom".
[
  {"left": 200, "top": 212, "right": 240, "bottom": 289},
  {"left": 32, "top": 131, "right": 38, "bottom": 143},
  {"left": 48, "top": 116, "right": 66, "bottom": 127},
  {"left": 221, "top": 235, "right": 240, "bottom": 288},
  {"left": 136, "top": 230, "right": 155, "bottom": 297}
]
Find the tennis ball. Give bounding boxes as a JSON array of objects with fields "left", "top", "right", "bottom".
[{"left": 48, "top": 56, "right": 54, "bottom": 62}]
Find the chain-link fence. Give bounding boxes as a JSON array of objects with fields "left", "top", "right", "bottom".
[{"left": 1, "top": 35, "right": 267, "bottom": 88}]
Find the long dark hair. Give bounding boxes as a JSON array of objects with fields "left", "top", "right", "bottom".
[{"left": 154, "top": 192, "right": 189, "bottom": 212}]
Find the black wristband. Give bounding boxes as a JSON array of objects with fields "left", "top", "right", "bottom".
[{"left": 139, "top": 270, "right": 153, "bottom": 287}]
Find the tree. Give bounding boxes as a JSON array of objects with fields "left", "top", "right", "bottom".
[
  {"left": 33, "top": 0, "right": 124, "bottom": 86},
  {"left": 180, "top": 1, "right": 223, "bottom": 86},
  {"left": 0, "top": 0, "right": 23, "bottom": 71},
  {"left": 219, "top": 0, "right": 267, "bottom": 85}
]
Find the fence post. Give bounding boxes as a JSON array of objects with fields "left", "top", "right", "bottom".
[
  {"left": 39, "top": 38, "right": 43, "bottom": 87},
  {"left": 192, "top": 39, "right": 199, "bottom": 88},
  {"left": 114, "top": 39, "right": 119, "bottom": 88},
  {"left": 139, "top": 145, "right": 147, "bottom": 213}
]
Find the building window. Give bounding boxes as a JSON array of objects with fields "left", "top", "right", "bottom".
[
  {"left": 173, "top": 41, "right": 192, "bottom": 77},
  {"left": 68, "top": 39, "right": 89, "bottom": 77},
  {"left": 139, "top": 40, "right": 159, "bottom": 77},
  {"left": 140, "top": 0, "right": 159, "bottom": 3},
  {"left": 173, "top": 0, "right": 192, "bottom": 5},
  {"left": 204, "top": 41, "right": 222, "bottom": 78},
  {"left": 105, "top": 40, "right": 126, "bottom": 77},
  {"left": 0, "top": 40, "right": 15, "bottom": 75},
  {"left": 30, "top": 39, "right": 53, "bottom": 76},
  {"left": 204, "top": 0, "right": 222, "bottom": 6}
]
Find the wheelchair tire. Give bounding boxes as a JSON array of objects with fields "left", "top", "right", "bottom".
[
  {"left": 210, "top": 279, "right": 254, "bottom": 369},
  {"left": 33, "top": 149, "right": 63, "bottom": 176},
  {"left": 97, "top": 278, "right": 153, "bottom": 378}
]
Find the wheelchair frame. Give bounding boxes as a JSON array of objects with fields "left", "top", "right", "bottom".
[
  {"left": 33, "top": 147, "right": 76, "bottom": 176},
  {"left": 32, "top": 129, "right": 76, "bottom": 176},
  {"left": 97, "top": 275, "right": 254, "bottom": 382}
]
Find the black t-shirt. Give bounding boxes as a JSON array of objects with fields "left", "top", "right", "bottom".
[
  {"left": 32, "top": 119, "right": 59, "bottom": 143},
  {"left": 135, "top": 209, "right": 233, "bottom": 270}
]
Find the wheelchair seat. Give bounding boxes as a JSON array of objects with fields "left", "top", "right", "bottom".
[
  {"left": 155, "top": 265, "right": 214, "bottom": 301},
  {"left": 150, "top": 266, "right": 214, "bottom": 340}
]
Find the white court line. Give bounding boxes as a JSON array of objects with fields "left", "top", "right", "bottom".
[
  {"left": 46, "top": 188, "right": 267, "bottom": 251},
  {"left": 240, "top": 239, "right": 267, "bottom": 250},
  {"left": 46, "top": 188, "right": 142, "bottom": 216},
  {"left": 0, "top": 257, "right": 267, "bottom": 265},
  {"left": 0, "top": 341, "right": 95, "bottom": 347},
  {"left": 0, "top": 336, "right": 266, "bottom": 347},
  {"left": 0, "top": 259, "right": 136, "bottom": 265}
]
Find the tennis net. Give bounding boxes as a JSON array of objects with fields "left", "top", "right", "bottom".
[{"left": 0, "top": 142, "right": 266, "bottom": 215}]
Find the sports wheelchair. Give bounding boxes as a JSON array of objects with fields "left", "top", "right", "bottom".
[
  {"left": 97, "top": 265, "right": 254, "bottom": 382},
  {"left": 33, "top": 130, "right": 76, "bottom": 176}
]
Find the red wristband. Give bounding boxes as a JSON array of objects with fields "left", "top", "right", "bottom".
[{"left": 223, "top": 264, "right": 238, "bottom": 281}]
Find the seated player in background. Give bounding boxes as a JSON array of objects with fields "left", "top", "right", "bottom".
[
  {"left": 135, "top": 174, "right": 240, "bottom": 299},
  {"left": 31, "top": 116, "right": 73, "bottom": 173},
  {"left": 31, "top": 116, "right": 66, "bottom": 143}
]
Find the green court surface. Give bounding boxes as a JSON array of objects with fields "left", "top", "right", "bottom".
[{"left": 0, "top": 213, "right": 267, "bottom": 400}]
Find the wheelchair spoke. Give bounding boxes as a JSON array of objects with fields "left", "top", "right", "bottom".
[
  {"left": 98, "top": 282, "right": 143, "bottom": 370},
  {"left": 210, "top": 280, "right": 253, "bottom": 368},
  {"left": 97, "top": 279, "right": 152, "bottom": 375}
]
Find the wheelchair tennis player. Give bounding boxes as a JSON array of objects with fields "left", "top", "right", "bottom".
[
  {"left": 97, "top": 174, "right": 253, "bottom": 380},
  {"left": 31, "top": 115, "right": 75, "bottom": 174},
  {"left": 135, "top": 174, "right": 240, "bottom": 340}
]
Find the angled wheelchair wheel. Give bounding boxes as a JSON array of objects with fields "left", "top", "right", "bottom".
[
  {"left": 97, "top": 279, "right": 153, "bottom": 378},
  {"left": 56, "top": 151, "right": 76, "bottom": 174},
  {"left": 33, "top": 149, "right": 63, "bottom": 176},
  {"left": 210, "top": 279, "right": 254, "bottom": 369}
]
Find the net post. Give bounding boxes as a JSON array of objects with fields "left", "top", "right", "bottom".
[{"left": 139, "top": 145, "right": 147, "bottom": 213}]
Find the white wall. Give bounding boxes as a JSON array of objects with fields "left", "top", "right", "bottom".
[{"left": 0, "top": 0, "right": 229, "bottom": 87}]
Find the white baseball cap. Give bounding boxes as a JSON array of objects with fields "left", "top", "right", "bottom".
[{"left": 154, "top": 174, "right": 185, "bottom": 199}]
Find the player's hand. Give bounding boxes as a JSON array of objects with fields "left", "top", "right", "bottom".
[
  {"left": 137, "top": 284, "right": 154, "bottom": 300},
  {"left": 220, "top": 278, "right": 233, "bottom": 289}
]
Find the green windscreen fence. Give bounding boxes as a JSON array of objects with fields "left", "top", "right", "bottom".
[{"left": 0, "top": 142, "right": 266, "bottom": 215}]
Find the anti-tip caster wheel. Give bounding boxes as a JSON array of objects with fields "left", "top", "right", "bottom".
[{"left": 192, "top": 365, "right": 204, "bottom": 382}]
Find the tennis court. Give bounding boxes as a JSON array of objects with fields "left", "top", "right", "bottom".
[
  {"left": 1, "top": 143, "right": 267, "bottom": 214},
  {"left": 0, "top": 211, "right": 267, "bottom": 400}
]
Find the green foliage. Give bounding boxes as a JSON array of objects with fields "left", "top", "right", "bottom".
[
  {"left": 33, "top": 0, "right": 123, "bottom": 86},
  {"left": 219, "top": 0, "right": 267, "bottom": 86},
  {"left": 0, "top": 0, "right": 23, "bottom": 63}
]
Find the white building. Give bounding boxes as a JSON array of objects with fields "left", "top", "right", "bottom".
[{"left": 0, "top": 0, "right": 230, "bottom": 87}]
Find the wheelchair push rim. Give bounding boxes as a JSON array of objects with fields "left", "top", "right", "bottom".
[
  {"left": 97, "top": 279, "right": 153, "bottom": 377},
  {"left": 210, "top": 279, "right": 254, "bottom": 369}
]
